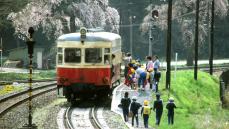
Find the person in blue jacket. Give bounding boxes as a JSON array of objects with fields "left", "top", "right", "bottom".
[
  {"left": 166, "top": 97, "right": 177, "bottom": 125},
  {"left": 153, "top": 93, "right": 163, "bottom": 125},
  {"left": 120, "top": 92, "right": 131, "bottom": 122},
  {"left": 130, "top": 96, "right": 142, "bottom": 127}
]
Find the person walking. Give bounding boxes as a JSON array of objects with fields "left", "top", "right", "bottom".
[
  {"left": 141, "top": 100, "right": 151, "bottom": 128},
  {"left": 130, "top": 96, "right": 142, "bottom": 127},
  {"left": 153, "top": 55, "right": 160, "bottom": 71},
  {"left": 166, "top": 97, "right": 177, "bottom": 125},
  {"left": 146, "top": 56, "right": 154, "bottom": 90},
  {"left": 153, "top": 93, "right": 163, "bottom": 126},
  {"left": 153, "top": 69, "right": 161, "bottom": 92},
  {"left": 146, "top": 56, "right": 154, "bottom": 72},
  {"left": 120, "top": 92, "right": 131, "bottom": 122}
]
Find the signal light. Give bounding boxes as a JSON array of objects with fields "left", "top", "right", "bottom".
[
  {"left": 80, "top": 27, "right": 87, "bottom": 39},
  {"left": 152, "top": 10, "right": 159, "bottom": 19}
]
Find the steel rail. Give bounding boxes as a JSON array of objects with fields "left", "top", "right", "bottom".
[
  {"left": 90, "top": 107, "right": 103, "bottom": 129},
  {"left": 0, "top": 79, "right": 56, "bottom": 85},
  {"left": 0, "top": 82, "right": 57, "bottom": 103},
  {"left": 64, "top": 106, "right": 104, "bottom": 129},
  {"left": 65, "top": 107, "right": 74, "bottom": 129}
]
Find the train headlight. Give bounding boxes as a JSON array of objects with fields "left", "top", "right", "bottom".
[
  {"left": 59, "top": 77, "right": 68, "bottom": 84},
  {"left": 103, "top": 77, "right": 109, "bottom": 84},
  {"left": 80, "top": 27, "right": 87, "bottom": 40}
]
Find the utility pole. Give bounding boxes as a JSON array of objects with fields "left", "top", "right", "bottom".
[
  {"left": 209, "top": 0, "right": 214, "bottom": 75},
  {"left": 194, "top": 0, "right": 199, "bottom": 80},
  {"left": 129, "top": 15, "right": 135, "bottom": 55},
  {"left": 0, "top": 38, "right": 2, "bottom": 71},
  {"left": 149, "top": 0, "right": 152, "bottom": 56},
  {"left": 166, "top": 0, "right": 172, "bottom": 89},
  {"left": 129, "top": 16, "right": 133, "bottom": 55},
  {"left": 149, "top": 22, "right": 152, "bottom": 56}
]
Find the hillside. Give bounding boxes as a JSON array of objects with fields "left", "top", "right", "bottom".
[{"left": 149, "top": 70, "right": 229, "bottom": 129}]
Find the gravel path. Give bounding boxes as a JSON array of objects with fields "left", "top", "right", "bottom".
[{"left": 0, "top": 90, "right": 58, "bottom": 129}]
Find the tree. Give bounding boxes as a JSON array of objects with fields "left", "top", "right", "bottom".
[
  {"left": 141, "top": 0, "right": 228, "bottom": 65},
  {"left": 7, "top": 0, "right": 120, "bottom": 41}
]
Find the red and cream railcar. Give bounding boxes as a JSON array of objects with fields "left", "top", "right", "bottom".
[{"left": 56, "top": 29, "right": 122, "bottom": 101}]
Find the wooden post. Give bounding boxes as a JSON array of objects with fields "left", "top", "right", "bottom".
[
  {"left": 194, "top": 0, "right": 199, "bottom": 80},
  {"left": 166, "top": 0, "right": 172, "bottom": 89}
]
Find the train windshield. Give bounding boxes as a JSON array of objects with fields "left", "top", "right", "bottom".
[
  {"left": 85, "top": 48, "right": 102, "bottom": 63},
  {"left": 64, "top": 48, "right": 81, "bottom": 63}
]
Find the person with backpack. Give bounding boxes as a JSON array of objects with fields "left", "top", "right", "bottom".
[
  {"left": 130, "top": 96, "right": 142, "bottom": 127},
  {"left": 135, "top": 66, "right": 147, "bottom": 91},
  {"left": 141, "top": 100, "right": 151, "bottom": 128},
  {"left": 120, "top": 92, "right": 131, "bottom": 122},
  {"left": 153, "top": 93, "right": 163, "bottom": 126},
  {"left": 166, "top": 97, "right": 177, "bottom": 125}
]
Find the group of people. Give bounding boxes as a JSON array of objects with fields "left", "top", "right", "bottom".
[
  {"left": 120, "top": 92, "right": 177, "bottom": 128},
  {"left": 123, "top": 53, "right": 161, "bottom": 92}
]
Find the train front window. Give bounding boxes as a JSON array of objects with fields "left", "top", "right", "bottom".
[
  {"left": 64, "top": 48, "right": 81, "bottom": 63},
  {"left": 85, "top": 48, "right": 102, "bottom": 63}
]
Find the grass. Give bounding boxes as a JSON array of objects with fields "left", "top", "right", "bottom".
[
  {"left": 0, "top": 70, "right": 56, "bottom": 81},
  {"left": 149, "top": 70, "right": 229, "bottom": 129}
]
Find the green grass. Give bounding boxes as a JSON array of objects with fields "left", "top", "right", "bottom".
[
  {"left": 0, "top": 70, "right": 56, "bottom": 81},
  {"left": 149, "top": 70, "right": 229, "bottom": 129}
]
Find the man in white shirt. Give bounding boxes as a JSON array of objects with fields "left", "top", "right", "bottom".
[{"left": 153, "top": 55, "right": 160, "bottom": 72}]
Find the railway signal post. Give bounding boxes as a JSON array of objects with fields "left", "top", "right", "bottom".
[{"left": 21, "top": 27, "right": 37, "bottom": 129}]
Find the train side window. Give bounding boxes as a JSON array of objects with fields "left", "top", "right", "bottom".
[
  {"left": 85, "top": 48, "right": 102, "bottom": 63},
  {"left": 58, "top": 54, "right": 63, "bottom": 64},
  {"left": 105, "top": 48, "right": 110, "bottom": 53},
  {"left": 65, "top": 48, "right": 81, "bottom": 63},
  {"left": 104, "top": 55, "right": 110, "bottom": 64}
]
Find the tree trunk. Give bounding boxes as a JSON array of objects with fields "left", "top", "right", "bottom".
[{"left": 70, "top": 16, "right": 76, "bottom": 33}]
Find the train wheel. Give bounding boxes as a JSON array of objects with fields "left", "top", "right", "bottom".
[
  {"left": 67, "top": 97, "right": 71, "bottom": 102},
  {"left": 70, "top": 93, "right": 77, "bottom": 105}
]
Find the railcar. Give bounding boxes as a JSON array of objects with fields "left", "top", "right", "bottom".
[{"left": 56, "top": 28, "right": 122, "bottom": 102}]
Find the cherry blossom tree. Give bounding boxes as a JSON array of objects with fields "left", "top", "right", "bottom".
[
  {"left": 141, "top": 0, "right": 228, "bottom": 65},
  {"left": 7, "top": 0, "right": 120, "bottom": 40}
]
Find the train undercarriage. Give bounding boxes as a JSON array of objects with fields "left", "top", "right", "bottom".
[{"left": 61, "top": 80, "right": 120, "bottom": 103}]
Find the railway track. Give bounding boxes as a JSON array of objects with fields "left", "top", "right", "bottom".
[
  {"left": 63, "top": 106, "right": 108, "bottom": 129},
  {"left": 0, "top": 82, "right": 57, "bottom": 116},
  {"left": 0, "top": 79, "right": 56, "bottom": 85}
]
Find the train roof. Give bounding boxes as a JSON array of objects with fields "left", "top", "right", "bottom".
[{"left": 57, "top": 32, "right": 121, "bottom": 42}]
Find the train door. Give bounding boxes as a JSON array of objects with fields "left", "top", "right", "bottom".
[
  {"left": 104, "top": 48, "right": 111, "bottom": 65},
  {"left": 57, "top": 47, "right": 63, "bottom": 66}
]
